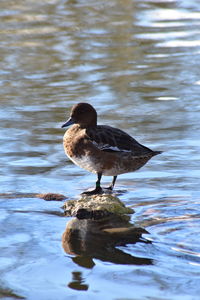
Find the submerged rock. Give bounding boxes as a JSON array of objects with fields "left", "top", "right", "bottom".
[
  {"left": 63, "top": 193, "right": 134, "bottom": 217},
  {"left": 0, "top": 192, "right": 67, "bottom": 201},
  {"left": 37, "top": 193, "right": 67, "bottom": 201}
]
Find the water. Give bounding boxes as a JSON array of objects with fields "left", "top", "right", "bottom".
[{"left": 0, "top": 0, "right": 200, "bottom": 299}]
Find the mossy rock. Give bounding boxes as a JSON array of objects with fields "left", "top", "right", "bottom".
[{"left": 63, "top": 194, "right": 134, "bottom": 217}]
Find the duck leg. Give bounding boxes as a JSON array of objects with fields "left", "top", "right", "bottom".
[
  {"left": 106, "top": 176, "right": 117, "bottom": 190},
  {"left": 82, "top": 173, "right": 103, "bottom": 195}
]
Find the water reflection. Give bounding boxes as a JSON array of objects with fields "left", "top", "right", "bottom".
[
  {"left": 68, "top": 271, "right": 89, "bottom": 291},
  {"left": 62, "top": 212, "right": 153, "bottom": 270}
]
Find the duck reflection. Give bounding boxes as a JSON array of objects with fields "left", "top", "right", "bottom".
[
  {"left": 62, "top": 209, "right": 153, "bottom": 268},
  {"left": 68, "top": 271, "right": 89, "bottom": 291}
]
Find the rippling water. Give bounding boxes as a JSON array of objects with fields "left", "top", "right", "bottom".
[{"left": 1, "top": 0, "right": 200, "bottom": 299}]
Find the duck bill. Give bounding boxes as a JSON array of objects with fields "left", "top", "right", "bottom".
[{"left": 61, "top": 117, "right": 74, "bottom": 128}]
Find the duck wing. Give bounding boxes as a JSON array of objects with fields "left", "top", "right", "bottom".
[{"left": 86, "top": 125, "right": 155, "bottom": 156}]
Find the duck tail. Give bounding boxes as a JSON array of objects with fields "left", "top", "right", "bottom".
[{"left": 153, "top": 150, "right": 163, "bottom": 156}]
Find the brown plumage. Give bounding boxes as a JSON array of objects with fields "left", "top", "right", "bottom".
[{"left": 62, "top": 103, "right": 162, "bottom": 194}]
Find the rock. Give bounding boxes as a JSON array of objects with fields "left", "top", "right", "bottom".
[
  {"left": 63, "top": 193, "right": 134, "bottom": 217},
  {"left": 37, "top": 193, "right": 67, "bottom": 201}
]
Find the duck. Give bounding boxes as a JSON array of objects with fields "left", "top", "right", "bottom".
[{"left": 61, "top": 103, "right": 162, "bottom": 195}]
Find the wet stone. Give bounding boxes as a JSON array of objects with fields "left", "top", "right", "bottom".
[
  {"left": 63, "top": 194, "right": 134, "bottom": 217},
  {"left": 37, "top": 193, "right": 67, "bottom": 201}
]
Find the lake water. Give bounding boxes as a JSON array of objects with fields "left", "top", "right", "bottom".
[{"left": 1, "top": 0, "right": 200, "bottom": 299}]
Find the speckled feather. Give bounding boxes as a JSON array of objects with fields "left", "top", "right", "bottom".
[{"left": 86, "top": 125, "right": 157, "bottom": 156}]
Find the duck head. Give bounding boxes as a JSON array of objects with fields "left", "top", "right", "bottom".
[{"left": 61, "top": 103, "right": 97, "bottom": 128}]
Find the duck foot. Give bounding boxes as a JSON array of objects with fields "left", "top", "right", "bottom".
[
  {"left": 104, "top": 176, "right": 117, "bottom": 192},
  {"left": 81, "top": 186, "right": 103, "bottom": 195},
  {"left": 104, "top": 186, "right": 113, "bottom": 191}
]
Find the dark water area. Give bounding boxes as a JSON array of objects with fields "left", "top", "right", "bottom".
[{"left": 0, "top": 0, "right": 200, "bottom": 299}]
